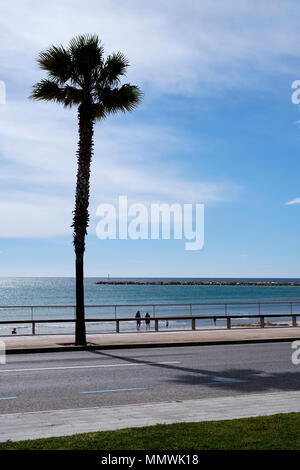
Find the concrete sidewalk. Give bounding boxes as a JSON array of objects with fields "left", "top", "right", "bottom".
[
  {"left": 1, "top": 390, "right": 300, "bottom": 442},
  {"left": 2, "top": 326, "right": 300, "bottom": 353}
]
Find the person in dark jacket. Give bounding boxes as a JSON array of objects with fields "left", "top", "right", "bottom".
[
  {"left": 145, "top": 312, "right": 151, "bottom": 330},
  {"left": 135, "top": 310, "right": 141, "bottom": 331}
]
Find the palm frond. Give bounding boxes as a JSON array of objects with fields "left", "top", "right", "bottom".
[
  {"left": 69, "top": 34, "right": 104, "bottom": 82},
  {"left": 61, "top": 85, "right": 83, "bottom": 106},
  {"left": 98, "top": 52, "right": 130, "bottom": 86},
  {"left": 38, "top": 45, "right": 72, "bottom": 85},
  {"left": 30, "top": 79, "right": 82, "bottom": 107},
  {"left": 94, "top": 84, "right": 143, "bottom": 118}
]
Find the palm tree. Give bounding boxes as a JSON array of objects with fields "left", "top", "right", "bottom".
[{"left": 30, "top": 34, "right": 142, "bottom": 345}]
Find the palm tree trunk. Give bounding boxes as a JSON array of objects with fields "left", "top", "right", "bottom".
[
  {"left": 73, "top": 102, "right": 95, "bottom": 346},
  {"left": 75, "top": 251, "right": 86, "bottom": 345}
]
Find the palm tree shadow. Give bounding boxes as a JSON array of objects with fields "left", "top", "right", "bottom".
[
  {"left": 166, "top": 368, "right": 300, "bottom": 393},
  {"left": 90, "top": 349, "right": 300, "bottom": 394}
]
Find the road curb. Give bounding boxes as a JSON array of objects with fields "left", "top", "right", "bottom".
[{"left": 5, "top": 336, "right": 298, "bottom": 354}]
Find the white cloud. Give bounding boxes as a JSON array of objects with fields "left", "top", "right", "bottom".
[
  {"left": 1, "top": 0, "right": 300, "bottom": 95},
  {"left": 0, "top": 193, "right": 73, "bottom": 237},
  {"left": 285, "top": 198, "right": 300, "bottom": 205},
  {"left": 5, "top": 0, "right": 295, "bottom": 238},
  {"left": 0, "top": 99, "right": 238, "bottom": 237}
]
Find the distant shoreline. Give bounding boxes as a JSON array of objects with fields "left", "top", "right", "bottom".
[{"left": 95, "top": 280, "right": 300, "bottom": 286}]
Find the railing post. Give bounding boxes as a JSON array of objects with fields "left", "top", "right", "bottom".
[
  {"left": 155, "top": 319, "right": 159, "bottom": 331},
  {"left": 225, "top": 304, "right": 228, "bottom": 316},
  {"left": 116, "top": 319, "right": 120, "bottom": 333},
  {"left": 192, "top": 318, "right": 196, "bottom": 330},
  {"left": 226, "top": 317, "right": 231, "bottom": 329},
  {"left": 31, "top": 307, "right": 34, "bottom": 335},
  {"left": 260, "top": 316, "right": 265, "bottom": 328},
  {"left": 292, "top": 315, "right": 297, "bottom": 327}
]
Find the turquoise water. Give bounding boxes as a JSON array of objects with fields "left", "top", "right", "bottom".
[
  {"left": 1, "top": 277, "right": 300, "bottom": 305},
  {"left": 1, "top": 277, "right": 300, "bottom": 335}
]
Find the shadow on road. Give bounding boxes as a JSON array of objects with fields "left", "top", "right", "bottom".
[{"left": 89, "top": 349, "right": 300, "bottom": 394}]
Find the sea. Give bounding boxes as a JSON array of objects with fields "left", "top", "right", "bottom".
[{"left": 1, "top": 277, "right": 300, "bottom": 335}]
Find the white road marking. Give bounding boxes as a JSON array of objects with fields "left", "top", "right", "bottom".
[
  {"left": 0, "top": 361, "right": 180, "bottom": 373},
  {"left": 80, "top": 387, "right": 147, "bottom": 394}
]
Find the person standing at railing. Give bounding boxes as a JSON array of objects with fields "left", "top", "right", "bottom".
[
  {"left": 145, "top": 312, "right": 151, "bottom": 330},
  {"left": 135, "top": 311, "right": 141, "bottom": 331}
]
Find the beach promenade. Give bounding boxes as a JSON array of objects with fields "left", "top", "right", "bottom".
[{"left": 2, "top": 326, "right": 300, "bottom": 353}]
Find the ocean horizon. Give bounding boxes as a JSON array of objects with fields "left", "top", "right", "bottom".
[
  {"left": 1, "top": 276, "right": 300, "bottom": 306},
  {"left": 0, "top": 276, "right": 300, "bottom": 336}
]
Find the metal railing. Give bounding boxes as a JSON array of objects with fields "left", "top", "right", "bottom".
[
  {"left": 0, "top": 299, "right": 299, "bottom": 335},
  {"left": 1, "top": 299, "right": 300, "bottom": 315}
]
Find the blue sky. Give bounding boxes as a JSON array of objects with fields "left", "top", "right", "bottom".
[{"left": 1, "top": 0, "right": 300, "bottom": 277}]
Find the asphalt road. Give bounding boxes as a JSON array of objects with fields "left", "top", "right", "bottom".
[{"left": 0, "top": 342, "right": 299, "bottom": 414}]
